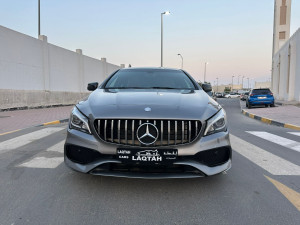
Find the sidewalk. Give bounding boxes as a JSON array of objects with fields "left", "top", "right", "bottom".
[
  {"left": 240, "top": 101, "right": 300, "bottom": 130},
  {"left": 0, "top": 106, "right": 74, "bottom": 134}
]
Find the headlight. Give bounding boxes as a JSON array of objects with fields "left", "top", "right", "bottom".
[
  {"left": 69, "top": 107, "right": 91, "bottom": 134},
  {"left": 204, "top": 109, "right": 227, "bottom": 136}
]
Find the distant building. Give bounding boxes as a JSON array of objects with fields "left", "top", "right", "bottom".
[
  {"left": 212, "top": 84, "right": 243, "bottom": 93},
  {"left": 255, "top": 82, "right": 271, "bottom": 89}
]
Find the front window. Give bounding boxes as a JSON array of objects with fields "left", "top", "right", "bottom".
[{"left": 105, "top": 69, "right": 197, "bottom": 90}]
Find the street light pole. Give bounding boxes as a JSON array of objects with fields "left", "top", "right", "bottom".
[
  {"left": 238, "top": 75, "right": 241, "bottom": 85},
  {"left": 177, "top": 54, "right": 183, "bottom": 69},
  {"left": 216, "top": 77, "right": 219, "bottom": 92},
  {"left": 38, "top": 0, "right": 40, "bottom": 36},
  {"left": 204, "top": 62, "right": 208, "bottom": 82},
  {"left": 161, "top": 11, "right": 170, "bottom": 67},
  {"left": 232, "top": 75, "right": 235, "bottom": 91},
  {"left": 242, "top": 76, "right": 245, "bottom": 90},
  {"left": 247, "top": 77, "right": 250, "bottom": 90}
]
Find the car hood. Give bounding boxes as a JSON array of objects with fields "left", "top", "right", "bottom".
[{"left": 77, "top": 89, "right": 221, "bottom": 121}]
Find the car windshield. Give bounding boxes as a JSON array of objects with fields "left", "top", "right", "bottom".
[
  {"left": 252, "top": 89, "right": 271, "bottom": 95},
  {"left": 105, "top": 69, "right": 196, "bottom": 90}
]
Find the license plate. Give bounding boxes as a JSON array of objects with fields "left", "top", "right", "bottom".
[
  {"left": 116, "top": 148, "right": 178, "bottom": 165},
  {"left": 258, "top": 97, "right": 267, "bottom": 99}
]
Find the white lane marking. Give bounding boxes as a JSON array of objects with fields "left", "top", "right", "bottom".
[
  {"left": 0, "top": 128, "right": 64, "bottom": 152},
  {"left": 19, "top": 157, "right": 63, "bottom": 168},
  {"left": 46, "top": 140, "right": 65, "bottom": 153},
  {"left": 288, "top": 132, "right": 300, "bottom": 137},
  {"left": 18, "top": 141, "right": 65, "bottom": 169},
  {"left": 230, "top": 134, "right": 300, "bottom": 175},
  {"left": 247, "top": 131, "right": 300, "bottom": 153}
]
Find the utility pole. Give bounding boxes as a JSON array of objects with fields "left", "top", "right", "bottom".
[
  {"left": 204, "top": 62, "right": 208, "bottom": 82},
  {"left": 38, "top": 0, "right": 41, "bottom": 36},
  {"left": 242, "top": 76, "right": 245, "bottom": 90},
  {"left": 247, "top": 77, "right": 250, "bottom": 90},
  {"left": 177, "top": 54, "right": 183, "bottom": 69},
  {"left": 160, "top": 11, "right": 170, "bottom": 67}
]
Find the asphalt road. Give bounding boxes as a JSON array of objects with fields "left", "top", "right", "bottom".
[{"left": 0, "top": 99, "right": 300, "bottom": 225}]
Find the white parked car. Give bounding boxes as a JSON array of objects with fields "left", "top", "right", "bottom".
[{"left": 225, "top": 93, "right": 241, "bottom": 98}]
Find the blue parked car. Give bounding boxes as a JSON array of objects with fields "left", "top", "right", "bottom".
[{"left": 246, "top": 88, "right": 275, "bottom": 109}]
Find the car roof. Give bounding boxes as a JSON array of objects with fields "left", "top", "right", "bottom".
[{"left": 120, "top": 67, "right": 182, "bottom": 72}]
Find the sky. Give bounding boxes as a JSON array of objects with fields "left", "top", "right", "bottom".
[{"left": 1, "top": 0, "right": 300, "bottom": 87}]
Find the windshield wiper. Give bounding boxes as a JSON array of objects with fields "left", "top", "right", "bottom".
[
  {"left": 149, "top": 87, "right": 178, "bottom": 89},
  {"left": 150, "top": 87, "right": 193, "bottom": 90},
  {"left": 105, "top": 87, "right": 147, "bottom": 89},
  {"left": 105, "top": 87, "right": 193, "bottom": 90}
]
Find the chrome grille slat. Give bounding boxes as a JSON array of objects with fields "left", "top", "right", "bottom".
[
  {"left": 175, "top": 121, "right": 177, "bottom": 144},
  {"left": 153, "top": 120, "right": 156, "bottom": 146},
  {"left": 95, "top": 119, "right": 201, "bottom": 147},
  {"left": 111, "top": 120, "right": 114, "bottom": 142},
  {"left": 98, "top": 120, "right": 100, "bottom": 136},
  {"left": 118, "top": 120, "right": 121, "bottom": 144},
  {"left": 168, "top": 120, "right": 170, "bottom": 145},
  {"left": 125, "top": 120, "right": 128, "bottom": 145},
  {"left": 104, "top": 120, "right": 107, "bottom": 141},
  {"left": 132, "top": 120, "right": 135, "bottom": 145},
  {"left": 181, "top": 121, "right": 184, "bottom": 144},
  {"left": 139, "top": 120, "right": 142, "bottom": 146},
  {"left": 161, "top": 120, "right": 163, "bottom": 145},
  {"left": 188, "top": 121, "right": 191, "bottom": 142}
]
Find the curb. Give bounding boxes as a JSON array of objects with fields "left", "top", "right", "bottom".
[
  {"left": 241, "top": 109, "right": 300, "bottom": 131},
  {"left": 0, "top": 118, "right": 69, "bottom": 136},
  {"left": 0, "top": 104, "right": 74, "bottom": 112},
  {"left": 36, "top": 118, "right": 69, "bottom": 127}
]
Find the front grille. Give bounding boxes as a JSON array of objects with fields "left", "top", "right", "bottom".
[
  {"left": 91, "top": 163, "right": 204, "bottom": 175},
  {"left": 94, "top": 119, "right": 202, "bottom": 146}
]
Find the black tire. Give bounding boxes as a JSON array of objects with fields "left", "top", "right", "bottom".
[
  {"left": 270, "top": 103, "right": 275, "bottom": 107},
  {"left": 248, "top": 104, "right": 252, "bottom": 109},
  {"left": 265, "top": 104, "right": 268, "bottom": 107}
]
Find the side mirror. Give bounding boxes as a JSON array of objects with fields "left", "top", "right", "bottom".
[
  {"left": 202, "top": 83, "right": 212, "bottom": 92},
  {"left": 87, "top": 82, "right": 99, "bottom": 91}
]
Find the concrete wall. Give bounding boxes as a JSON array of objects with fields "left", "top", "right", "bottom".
[
  {"left": 272, "top": 28, "right": 300, "bottom": 102},
  {"left": 0, "top": 25, "right": 121, "bottom": 109}
]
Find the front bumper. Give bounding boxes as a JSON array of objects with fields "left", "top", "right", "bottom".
[{"left": 64, "top": 128, "right": 232, "bottom": 179}]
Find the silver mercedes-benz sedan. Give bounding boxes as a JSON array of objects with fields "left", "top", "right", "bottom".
[{"left": 64, "top": 67, "right": 232, "bottom": 178}]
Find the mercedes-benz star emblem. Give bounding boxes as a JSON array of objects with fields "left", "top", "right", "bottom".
[
  {"left": 136, "top": 123, "right": 159, "bottom": 145},
  {"left": 144, "top": 107, "right": 151, "bottom": 112}
]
